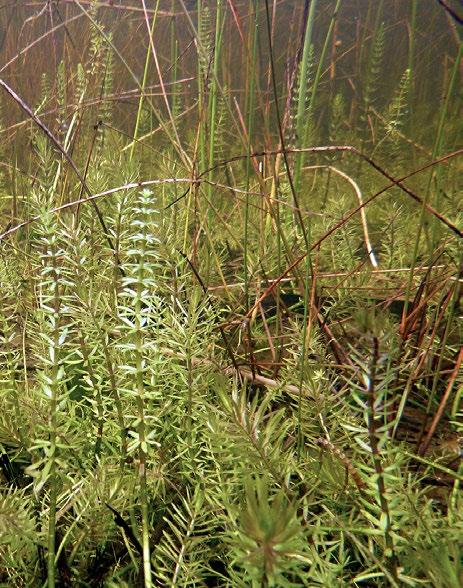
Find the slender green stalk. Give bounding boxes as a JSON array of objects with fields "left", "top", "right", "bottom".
[
  {"left": 307, "top": 0, "right": 342, "bottom": 116},
  {"left": 297, "top": 247, "right": 312, "bottom": 457},
  {"left": 120, "top": 190, "right": 160, "bottom": 587},
  {"left": 408, "top": 0, "right": 418, "bottom": 97},
  {"left": 294, "top": 0, "right": 342, "bottom": 191},
  {"left": 178, "top": 0, "right": 248, "bottom": 154},
  {"left": 44, "top": 232, "right": 63, "bottom": 588},
  {"left": 244, "top": 1, "right": 259, "bottom": 309},
  {"left": 134, "top": 277, "right": 152, "bottom": 588},
  {"left": 47, "top": 350, "right": 59, "bottom": 586},
  {"left": 100, "top": 329, "right": 127, "bottom": 468},
  {"left": 357, "top": 0, "right": 384, "bottom": 173},
  {"left": 366, "top": 338, "right": 397, "bottom": 580},
  {"left": 208, "top": 0, "right": 223, "bottom": 176},
  {"left": 47, "top": 482, "right": 57, "bottom": 588},
  {"left": 263, "top": 0, "right": 308, "bottom": 249},
  {"left": 207, "top": 0, "right": 223, "bottom": 241},
  {"left": 130, "top": 0, "right": 160, "bottom": 161},
  {"left": 293, "top": 0, "right": 318, "bottom": 193},
  {"left": 197, "top": 0, "right": 208, "bottom": 176},
  {"left": 170, "top": 2, "right": 179, "bottom": 119}
]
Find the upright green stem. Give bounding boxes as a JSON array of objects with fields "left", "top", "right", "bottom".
[
  {"left": 170, "top": 2, "right": 179, "bottom": 119},
  {"left": 357, "top": 0, "right": 383, "bottom": 175},
  {"left": 47, "top": 243, "right": 61, "bottom": 588},
  {"left": 408, "top": 0, "right": 417, "bottom": 95},
  {"left": 134, "top": 231, "right": 152, "bottom": 588},
  {"left": 244, "top": 1, "right": 259, "bottom": 309},
  {"left": 366, "top": 338, "right": 397, "bottom": 579},
  {"left": 47, "top": 480, "right": 57, "bottom": 588},
  {"left": 297, "top": 248, "right": 312, "bottom": 457},
  {"left": 293, "top": 0, "right": 318, "bottom": 193},
  {"left": 135, "top": 280, "right": 152, "bottom": 587},
  {"left": 197, "top": 0, "right": 207, "bottom": 175},
  {"left": 207, "top": 0, "right": 223, "bottom": 222},
  {"left": 308, "top": 0, "right": 342, "bottom": 116},
  {"left": 130, "top": 0, "right": 160, "bottom": 161},
  {"left": 294, "top": 0, "right": 341, "bottom": 191}
]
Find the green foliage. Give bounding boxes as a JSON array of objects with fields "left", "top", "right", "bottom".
[
  {"left": 101, "top": 34, "right": 115, "bottom": 127},
  {"left": 292, "top": 43, "right": 315, "bottom": 148},
  {"left": 153, "top": 487, "right": 217, "bottom": 586},
  {"left": 329, "top": 92, "right": 346, "bottom": 145},
  {"left": 212, "top": 84, "right": 230, "bottom": 159},
  {"left": 384, "top": 69, "right": 411, "bottom": 138},
  {"left": 228, "top": 476, "right": 307, "bottom": 587},
  {"left": 35, "top": 72, "right": 51, "bottom": 115},
  {"left": 364, "top": 22, "right": 386, "bottom": 113},
  {"left": 375, "top": 68, "right": 411, "bottom": 167},
  {"left": 198, "top": 3, "right": 213, "bottom": 83},
  {"left": 56, "top": 60, "right": 67, "bottom": 141},
  {"left": 0, "top": 2, "right": 461, "bottom": 586}
]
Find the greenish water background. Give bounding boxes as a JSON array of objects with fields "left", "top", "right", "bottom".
[{"left": 1, "top": 0, "right": 461, "bottom": 145}]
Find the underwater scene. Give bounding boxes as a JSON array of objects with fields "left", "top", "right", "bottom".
[{"left": 0, "top": 1, "right": 462, "bottom": 586}]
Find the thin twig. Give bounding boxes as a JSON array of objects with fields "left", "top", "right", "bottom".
[{"left": 418, "top": 348, "right": 463, "bottom": 457}]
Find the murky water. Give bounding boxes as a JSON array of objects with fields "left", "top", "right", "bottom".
[{"left": 1, "top": 0, "right": 460, "bottom": 144}]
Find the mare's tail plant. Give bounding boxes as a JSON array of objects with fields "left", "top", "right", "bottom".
[
  {"left": 344, "top": 329, "right": 402, "bottom": 584},
  {"left": 27, "top": 208, "right": 74, "bottom": 587},
  {"left": 118, "top": 188, "right": 163, "bottom": 587}
]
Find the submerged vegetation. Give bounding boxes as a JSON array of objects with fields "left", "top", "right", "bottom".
[{"left": 0, "top": 0, "right": 462, "bottom": 586}]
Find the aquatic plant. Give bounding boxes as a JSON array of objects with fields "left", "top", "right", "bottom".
[{"left": 0, "top": 1, "right": 461, "bottom": 586}]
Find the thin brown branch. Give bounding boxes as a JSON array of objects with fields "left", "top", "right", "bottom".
[{"left": 419, "top": 347, "right": 463, "bottom": 457}]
